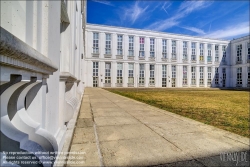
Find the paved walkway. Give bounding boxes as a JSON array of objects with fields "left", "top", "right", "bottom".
[{"left": 66, "top": 88, "right": 249, "bottom": 167}]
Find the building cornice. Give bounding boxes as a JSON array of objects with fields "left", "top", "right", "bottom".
[
  {"left": 60, "top": 72, "right": 77, "bottom": 82},
  {"left": 0, "top": 27, "right": 58, "bottom": 75},
  {"left": 86, "top": 23, "right": 230, "bottom": 44},
  {"left": 230, "top": 35, "right": 250, "bottom": 43}
]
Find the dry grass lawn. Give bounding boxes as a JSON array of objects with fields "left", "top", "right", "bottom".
[{"left": 104, "top": 88, "right": 249, "bottom": 137}]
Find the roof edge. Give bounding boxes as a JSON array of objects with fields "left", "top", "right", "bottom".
[{"left": 86, "top": 23, "right": 231, "bottom": 42}]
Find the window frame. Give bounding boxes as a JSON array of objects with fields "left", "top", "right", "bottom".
[
  {"left": 183, "top": 41, "right": 188, "bottom": 60},
  {"left": 215, "top": 67, "right": 219, "bottom": 85},
  {"left": 93, "top": 62, "right": 99, "bottom": 77},
  {"left": 183, "top": 66, "right": 187, "bottom": 85},
  {"left": 93, "top": 32, "right": 99, "bottom": 54},
  {"left": 149, "top": 64, "right": 155, "bottom": 84},
  {"left": 128, "top": 63, "right": 134, "bottom": 84},
  {"left": 139, "top": 37, "right": 145, "bottom": 58},
  {"left": 162, "top": 39, "right": 167, "bottom": 58},
  {"left": 171, "top": 65, "right": 176, "bottom": 87},
  {"left": 105, "top": 62, "right": 111, "bottom": 83},
  {"left": 237, "top": 67, "right": 242, "bottom": 85},
  {"left": 139, "top": 64, "right": 145, "bottom": 84},
  {"left": 172, "top": 40, "right": 176, "bottom": 59},
  {"left": 128, "top": 36, "right": 134, "bottom": 56},
  {"left": 117, "top": 63, "right": 123, "bottom": 84},
  {"left": 117, "top": 35, "right": 123, "bottom": 55},
  {"left": 105, "top": 33, "right": 111, "bottom": 55},
  {"left": 150, "top": 38, "right": 155, "bottom": 57},
  {"left": 199, "top": 67, "right": 204, "bottom": 85},
  {"left": 215, "top": 45, "right": 219, "bottom": 62}
]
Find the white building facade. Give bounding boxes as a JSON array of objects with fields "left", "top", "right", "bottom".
[
  {"left": 230, "top": 36, "right": 250, "bottom": 88},
  {"left": 85, "top": 24, "right": 249, "bottom": 88},
  {"left": 0, "top": 1, "right": 249, "bottom": 166},
  {"left": 0, "top": 0, "right": 86, "bottom": 166}
]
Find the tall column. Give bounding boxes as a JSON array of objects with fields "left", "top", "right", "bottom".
[
  {"left": 211, "top": 44, "right": 215, "bottom": 65},
  {"left": 196, "top": 66, "right": 199, "bottom": 87},
  {"left": 167, "top": 39, "right": 171, "bottom": 60},
  {"left": 124, "top": 34, "right": 128, "bottom": 60},
  {"left": 204, "top": 66, "right": 208, "bottom": 87},
  {"left": 145, "top": 37, "right": 149, "bottom": 61},
  {"left": 112, "top": 33, "right": 117, "bottom": 59},
  {"left": 167, "top": 64, "right": 171, "bottom": 87},
  {"left": 176, "top": 65, "right": 182, "bottom": 87},
  {"left": 32, "top": 1, "right": 38, "bottom": 49},
  {"left": 145, "top": 63, "right": 149, "bottom": 87},
  {"left": 59, "top": 78, "right": 66, "bottom": 128},
  {"left": 187, "top": 65, "right": 191, "bottom": 87},
  {"left": 87, "top": 60, "right": 93, "bottom": 87},
  {"left": 124, "top": 62, "right": 128, "bottom": 87},
  {"left": 157, "top": 64, "right": 162, "bottom": 87},
  {"left": 134, "top": 62, "right": 139, "bottom": 87},
  {"left": 187, "top": 41, "right": 191, "bottom": 63},
  {"left": 196, "top": 42, "right": 200, "bottom": 64},
  {"left": 176, "top": 40, "right": 181, "bottom": 63},
  {"left": 204, "top": 42, "right": 208, "bottom": 64},
  {"left": 219, "top": 44, "right": 223, "bottom": 63},
  {"left": 211, "top": 66, "right": 215, "bottom": 87},
  {"left": 99, "top": 61, "right": 105, "bottom": 87},
  {"left": 196, "top": 41, "right": 199, "bottom": 64},
  {"left": 111, "top": 61, "right": 116, "bottom": 87},
  {"left": 100, "top": 32, "right": 105, "bottom": 59},
  {"left": 156, "top": 38, "right": 161, "bottom": 62},
  {"left": 134, "top": 35, "right": 139, "bottom": 61},
  {"left": 242, "top": 43, "right": 246, "bottom": 64}
]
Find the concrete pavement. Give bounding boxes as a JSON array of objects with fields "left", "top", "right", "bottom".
[{"left": 66, "top": 88, "right": 249, "bottom": 166}]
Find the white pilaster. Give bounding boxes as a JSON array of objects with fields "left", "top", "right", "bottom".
[
  {"left": 124, "top": 62, "right": 128, "bottom": 87},
  {"left": 145, "top": 63, "right": 149, "bottom": 87}
]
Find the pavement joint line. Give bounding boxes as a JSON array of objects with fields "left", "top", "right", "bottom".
[
  {"left": 98, "top": 136, "right": 167, "bottom": 143},
  {"left": 93, "top": 123, "right": 140, "bottom": 127},
  {"left": 223, "top": 135, "right": 249, "bottom": 146},
  {"left": 101, "top": 88, "right": 183, "bottom": 152},
  {"left": 93, "top": 123, "right": 104, "bottom": 167},
  {"left": 90, "top": 96, "right": 104, "bottom": 167},
  {"left": 76, "top": 89, "right": 250, "bottom": 166},
  {"left": 104, "top": 89, "right": 188, "bottom": 122},
  {"left": 102, "top": 89, "right": 250, "bottom": 145}
]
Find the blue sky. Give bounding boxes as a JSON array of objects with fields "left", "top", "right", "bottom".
[{"left": 87, "top": 0, "right": 249, "bottom": 40}]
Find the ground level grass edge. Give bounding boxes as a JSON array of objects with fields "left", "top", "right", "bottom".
[{"left": 104, "top": 88, "right": 249, "bottom": 138}]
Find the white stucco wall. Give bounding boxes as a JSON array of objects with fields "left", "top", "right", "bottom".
[
  {"left": 230, "top": 36, "right": 249, "bottom": 87},
  {"left": 0, "top": 0, "right": 85, "bottom": 166}
]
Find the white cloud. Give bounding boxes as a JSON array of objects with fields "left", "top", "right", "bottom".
[
  {"left": 92, "top": 0, "right": 114, "bottom": 7},
  {"left": 208, "top": 23, "right": 212, "bottom": 33},
  {"left": 181, "top": 26, "right": 206, "bottom": 35},
  {"left": 205, "top": 22, "right": 249, "bottom": 39},
  {"left": 146, "top": 18, "right": 179, "bottom": 31},
  {"left": 198, "top": 2, "right": 246, "bottom": 28},
  {"left": 161, "top": 1, "right": 172, "bottom": 15},
  {"left": 178, "top": 0, "right": 212, "bottom": 15},
  {"left": 146, "top": 0, "right": 213, "bottom": 31},
  {"left": 121, "top": 1, "right": 149, "bottom": 24}
]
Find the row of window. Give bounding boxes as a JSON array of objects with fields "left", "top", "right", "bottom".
[
  {"left": 92, "top": 62, "right": 249, "bottom": 87},
  {"left": 237, "top": 43, "right": 250, "bottom": 63},
  {"left": 93, "top": 33, "right": 228, "bottom": 60},
  {"left": 236, "top": 67, "right": 250, "bottom": 86},
  {"left": 93, "top": 33, "right": 250, "bottom": 63}
]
